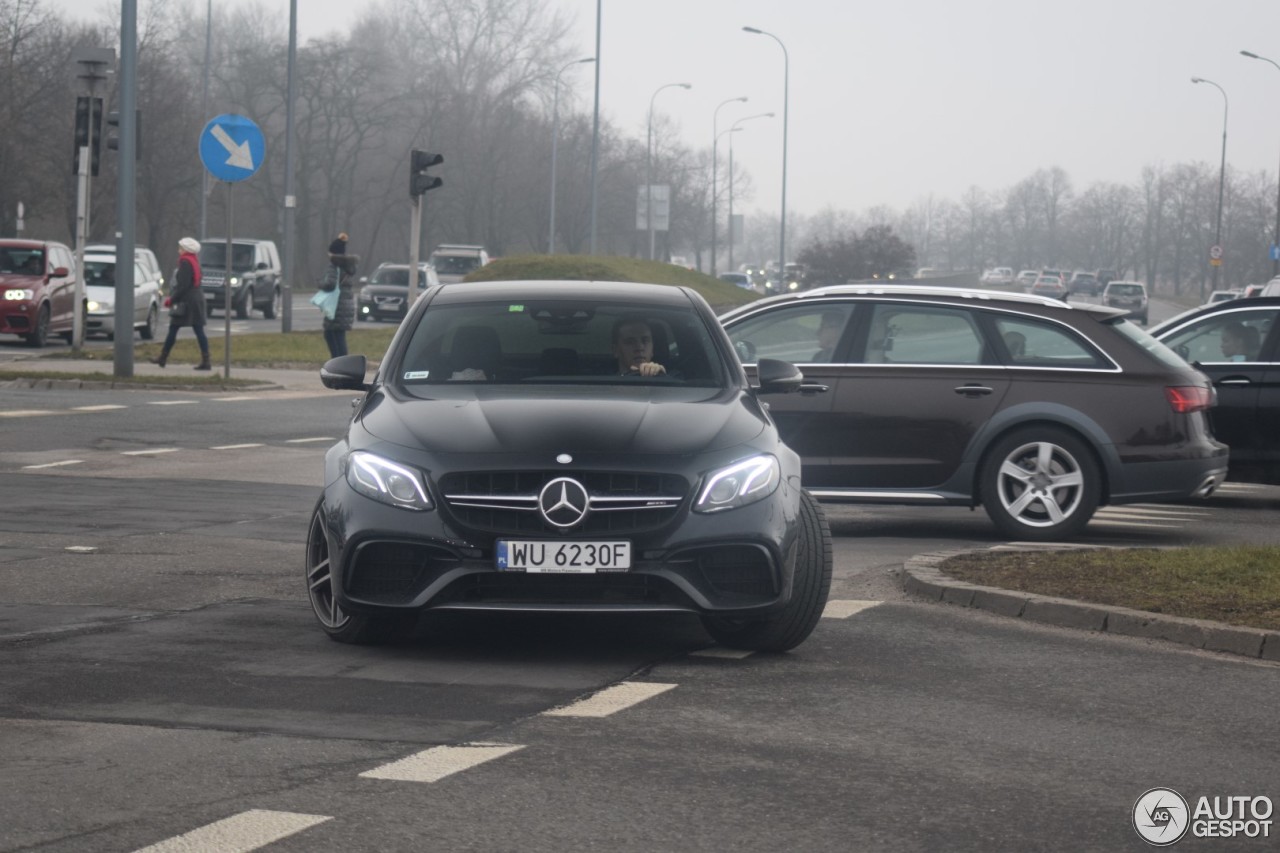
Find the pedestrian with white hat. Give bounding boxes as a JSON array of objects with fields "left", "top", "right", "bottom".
[{"left": 150, "top": 237, "right": 211, "bottom": 370}]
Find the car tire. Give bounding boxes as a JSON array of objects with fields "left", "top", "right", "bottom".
[
  {"left": 979, "top": 426, "right": 1101, "bottom": 541},
  {"left": 141, "top": 304, "right": 157, "bottom": 340},
  {"left": 234, "top": 293, "right": 250, "bottom": 320},
  {"left": 24, "top": 304, "right": 50, "bottom": 347},
  {"left": 305, "top": 499, "right": 411, "bottom": 644},
  {"left": 699, "top": 489, "right": 832, "bottom": 652},
  {"left": 264, "top": 287, "right": 280, "bottom": 320}
]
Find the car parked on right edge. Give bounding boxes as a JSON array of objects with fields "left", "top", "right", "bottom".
[
  {"left": 1150, "top": 296, "right": 1280, "bottom": 484},
  {"left": 719, "top": 284, "right": 1228, "bottom": 540}
]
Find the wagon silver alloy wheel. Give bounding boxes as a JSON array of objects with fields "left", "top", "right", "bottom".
[
  {"left": 306, "top": 503, "right": 350, "bottom": 631},
  {"left": 979, "top": 426, "right": 1101, "bottom": 541}
]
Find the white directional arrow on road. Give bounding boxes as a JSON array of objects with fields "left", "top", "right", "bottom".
[{"left": 211, "top": 124, "right": 255, "bottom": 170}]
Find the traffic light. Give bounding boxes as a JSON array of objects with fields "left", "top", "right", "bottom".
[
  {"left": 72, "top": 96, "right": 103, "bottom": 177},
  {"left": 410, "top": 149, "right": 443, "bottom": 197},
  {"left": 104, "top": 109, "right": 142, "bottom": 161}
]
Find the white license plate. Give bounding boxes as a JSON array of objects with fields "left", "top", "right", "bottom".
[{"left": 496, "top": 540, "right": 631, "bottom": 573}]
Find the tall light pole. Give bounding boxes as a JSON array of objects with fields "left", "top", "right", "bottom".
[
  {"left": 743, "top": 26, "right": 789, "bottom": 277},
  {"left": 588, "top": 0, "right": 601, "bottom": 255},
  {"left": 549, "top": 56, "right": 595, "bottom": 254},
  {"left": 281, "top": 0, "right": 297, "bottom": 333},
  {"left": 726, "top": 112, "right": 775, "bottom": 272},
  {"left": 711, "top": 96, "right": 748, "bottom": 276},
  {"left": 199, "top": 0, "right": 211, "bottom": 240},
  {"left": 1241, "top": 50, "right": 1280, "bottom": 277},
  {"left": 646, "top": 82, "right": 692, "bottom": 261},
  {"left": 1192, "top": 76, "right": 1228, "bottom": 297}
]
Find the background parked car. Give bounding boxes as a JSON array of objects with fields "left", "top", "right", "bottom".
[
  {"left": 0, "top": 238, "right": 77, "bottom": 346},
  {"left": 1068, "top": 271, "right": 1099, "bottom": 297},
  {"left": 719, "top": 284, "right": 1227, "bottom": 540},
  {"left": 1095, "top": 269, "right": 1119, "bottom": 288},
  {"left": 1150, "top": 296, "right": 1280, "bottom": 484},
  {"left": 1205, "top": 289, "right": 1241, "bottom": 305},
  {"left": 357, "top": 263, "right": 439, "bottom": 322},
  {"left": 1030, "top": 275, "right": 1067, "bottom": 300},
  {"left": 84, "top": 243, "right": 164, "bottom": 290},
  {"left": 82, "top": 250, "right": 163, "bottom": 340},
  {"left": 717, "top": 272, "right": 758, "bottom": 292},
  {"left": 1101, "top": 280, "right": 1148, "bottom": 324},
  {"left": 980, "top": 267, "right": 1014, "bottom": 285},
  {"left": 429, "top": 244, "right": 490, "bottom": 284},
  {"left": 1016, "top": 270, "right": 1040, "bottom": 289}
]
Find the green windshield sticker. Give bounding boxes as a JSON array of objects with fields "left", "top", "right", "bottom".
[{"left": 509, "top": 304, "right": 523, "bottom": 312}]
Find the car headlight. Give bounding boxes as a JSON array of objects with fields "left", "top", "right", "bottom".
[
  {"left": 694, "top": 454, "right": 780, "bottom": 513},
  {"left": 228, "top": 275, "right": 240, "bottom": 287},
  {"left": 87, "top": 299, "right": 109, "bottom": 312},
  {"left": 4, "top": 288, "right": 34, "bottom": 301},
  {"left": 346, "top": 450, "right": 433, "bottom": 510}
]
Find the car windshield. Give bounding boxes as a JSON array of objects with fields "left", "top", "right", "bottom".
[
  {"left": 395, "top": 297, "right": 727, "bottom": 389},
  {"left": 433, "top": 255, "right": 481, "bottom": 275},
  {"left": 371, "top": 267, "right": 424, "bottom": 287},
  {"left": 83, "top": 260, "right": 116, "bottom": 285},
  {"left": 200, "top": 244, "right": 255, "bottom": 271},
  {"left": 0, "top": 248, "right": 44, "bottom": 274}
]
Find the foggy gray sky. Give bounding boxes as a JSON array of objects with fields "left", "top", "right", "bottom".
[{"left": 50, "top": 0, "right": 1280, "bottom": 218}]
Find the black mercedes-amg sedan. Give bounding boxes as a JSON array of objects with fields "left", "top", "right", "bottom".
[{"left": 309, "top": 280, "right": 832, "bottom": 651}]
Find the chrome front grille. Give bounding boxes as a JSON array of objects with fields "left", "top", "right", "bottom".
[{"left": 439, "top": 470, "right": 688, "bottom": 535}]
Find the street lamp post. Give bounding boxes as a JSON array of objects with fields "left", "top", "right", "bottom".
[
  {"left": 711, "top": 96, "right": 748, "bottom": 276},
  {"left": 646, "top": 82, "right": 692, "bottom": 261},
  {"left": 588, "top": 0, "right": 601, "bottom": 255},
  {"left": 1192, "top": 76, "right": 1228, "bottom": 297},
  {"left": 743, "top": 26, "right": 789, "bottom": 277},
  {"left": 549, "top": 56, "right": 595, "bottom": 255},
  {"left": 725, "top": 112, "right": 775, "bottom": 272},
  {"left": 1241, "top": 50, "right": 1280, "bottom": 278}
]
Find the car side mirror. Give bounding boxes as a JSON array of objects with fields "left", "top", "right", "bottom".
[
  {"left": 359, "top": 276, "right": 369, "bottom": 284},
  {"left": 756, "top": 358, "right": 804, "bottom": 394},
  {"left": 51, "top": 266, "right": 69, "bottom": 278},
  {"left": 321, "top": 354, "right": 371, "bottom": 391},
  {"left": 256, "top": 262, "right": 268, "bottom": 270}
]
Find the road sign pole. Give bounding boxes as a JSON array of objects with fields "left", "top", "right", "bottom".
[
  {"left": 224, "top": 186, "right": 233, "bottom": 379},
  {"left": 408, "top": 194, "right": 423, "bottom": 305},
  {"left": 73, "top": 146, "right": 89, "bottom": 352}
]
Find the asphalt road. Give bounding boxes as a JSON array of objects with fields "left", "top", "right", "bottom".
[{"left": 0, "top": 385, "right": 1276, "bottom": 851}]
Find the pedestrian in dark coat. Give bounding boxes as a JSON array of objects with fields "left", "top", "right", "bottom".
[
  {"left": 150, "top": 237, "right": 211, "bottom": 370},
  {"left": 323, "top": 233, "right": 357, "bottom": 358}
]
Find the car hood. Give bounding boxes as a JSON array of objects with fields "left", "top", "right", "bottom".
[
  {"left": 361, "top": 284, "right": 415, "bottom": 296},
  {"left": 360, "top": 386, "right": 768, "bottom": 456}
]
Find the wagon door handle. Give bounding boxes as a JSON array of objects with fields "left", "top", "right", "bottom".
[{"left": 954, "top": 384, "right": 994, "bottom": 397}]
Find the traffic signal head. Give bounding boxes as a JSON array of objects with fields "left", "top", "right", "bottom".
[
  {"left": 410, "top": 149, "right": 443, "bottom": 197},
  {"left": 104, "top": 110, "right": 141, "bottom": 160},
  {"left": 72, "top": 96, "right": 103, "bottom": 177}
]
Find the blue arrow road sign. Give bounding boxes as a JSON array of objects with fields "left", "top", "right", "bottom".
[
  {"left": 1270, "top": 244, "right": 1280, "bottom": 261},
  {"left": 199, "top": 114, "right": 264, "bottom": 183}
]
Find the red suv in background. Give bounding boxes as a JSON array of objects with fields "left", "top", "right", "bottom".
[{"left": 0, "top": 239, "right": 77, "bottom": 346}]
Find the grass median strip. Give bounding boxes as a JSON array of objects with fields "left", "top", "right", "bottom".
[{"left": 941, "top": 546, "right": 1280, "bottom": 631}]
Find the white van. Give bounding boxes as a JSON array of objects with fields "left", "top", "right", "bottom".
[{"left": 429, "top": 244, "right": 490, "bottom": 284}]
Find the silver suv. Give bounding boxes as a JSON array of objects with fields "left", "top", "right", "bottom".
[{"left": 1102, "top": 280, "right": 1148, "bottom": 324}]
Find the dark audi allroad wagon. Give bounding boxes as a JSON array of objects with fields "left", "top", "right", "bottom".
[
  {"left": 310, "top": 280, "right": 832, "bottom": 651},
  {"left": 719, "top": 285, "right": 1229, "bottom": 540}
]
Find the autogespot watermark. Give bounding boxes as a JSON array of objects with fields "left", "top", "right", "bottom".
[{"left": 1133, "top": 788, "right": 1273, "bottom": 846}]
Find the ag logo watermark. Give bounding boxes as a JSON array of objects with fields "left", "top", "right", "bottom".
[
  {"left": 1133, "top": 788, "right": 1189, "bottom": 846},
  {"left": 1133, "top": 788, "right": 1273, "bottom": 845}
]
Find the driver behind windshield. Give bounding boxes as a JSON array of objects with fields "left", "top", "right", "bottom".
[{"left": 612, "top": 315, "right": 667, "bottom": 377}]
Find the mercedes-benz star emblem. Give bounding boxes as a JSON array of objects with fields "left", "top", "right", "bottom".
[{"left": 538, "top": 477, "right": 590, "bottom": 529}]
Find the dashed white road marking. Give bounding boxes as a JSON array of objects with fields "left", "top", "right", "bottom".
[
  {"left": 211, "top": 443, "right": 265, "bottom": 450},
  {"left": 689, "top": 646, "right": 755, "bottom": 659},
  {"left": 284, "top": 437, "right": 333, "bottom": 444},
  {"left": 214, "top": 396, "right": 261, "bottom": 402},
  {"left": 1088, "top": 519, "right": 1182, "bottom": 529},
  {"left": 147, "top": 400, "right": 198, "bottom": 406},
  {"left": 22, "top": 459, "right": 83, "bottom": 469},
  {"left": 542, "top": 681, "right": 677, "bottom": 718},
  {"left": 0, "top": 410, "right": 57, "bottom": 418},
  {"left": 822, "top": 599, "right": 883, "bottom": 619},
  {"left": 359, "top": 742, "right": 525, "bottom": 784},
  {"left": 120, "top": 448, "right": 180, "bottom": 456},
  {"left": 71, "top": 404, "right": 127, "bottom": 411},
  {"left": 132, "top": 809, "right": 332, "bottom": 853}
]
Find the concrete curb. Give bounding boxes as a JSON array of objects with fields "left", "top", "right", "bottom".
[
  {"left": 0, "top": 376, "right": 284, "bottom": 392},
  {"left": 903, "top": 550, "right": 1280, "bottom": 662}
]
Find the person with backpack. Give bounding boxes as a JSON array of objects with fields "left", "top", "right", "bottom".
[{"left": 150, "top": 237, "right": 210, "bottom": 370}]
